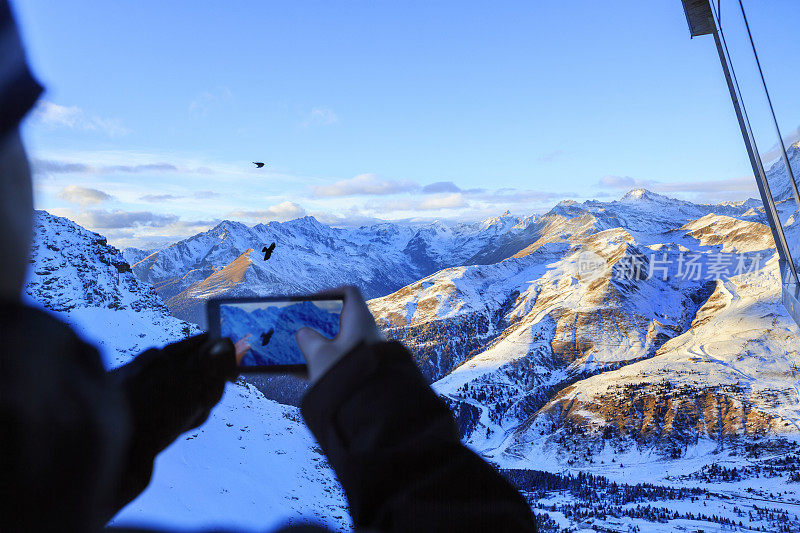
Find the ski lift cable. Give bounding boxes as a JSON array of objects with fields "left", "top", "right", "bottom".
[
  {"left": 710, "top": 2, "right": 796, "bottom": 275},
  {"left": 736, "top": 0, "right": 800, "bottom": 213},
  {"left": 708, "top": 1, "right": 799, "bottom": 282}
]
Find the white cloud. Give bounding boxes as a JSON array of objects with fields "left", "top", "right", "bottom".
[
  {"left": 105, "top": 163, "right": 179, "bottom": 173},
  {"left": 598, "top": 174, "right": 757, "bottom": 196},
  {"left": 229, "top": 201, "right": 306, "bottom": 221},
  {"left": 310, "top": 209, "right": 383, "bottom": 227},
  {"left": 138, "top": 191, "right": 220, "bottom": 202},
  {"left": 52, "top": 206, "right": 216, "bottom": 234},
  {"left": 301, "top": 106, "right": 338, "bottom": 127},
  {"left": 652, "top": 177, "right": 756, "bottom": 194},
  {"left": 359, "top": 186, "right": 575, "bottom": 215},
  {"left": 76, "top": 209, "right": 180, "bottom": 229},
  {"left": 471, "top": 188, "right": 565, "bottom": 204},
  {"left": 50, "top": 208, "right": 219, "bottom": 249},
  {"left": 422, "top": 181, "right": 461, "bottom": 194},
  {"left": 35, "top": 160, "right": 92, "bottom": 174},
  {"left": 313, "top": 173, "right": 418, "bottom": 197},
  {"left": 57, "top": 186, "right": 113, "bottom": 206},
  {"left": 367, "top": 193, "right": 468, "bottom": 212},
  {"left": 32, "top": 101, "right": 129, "bottom": 137},
  {"left": 761, "top": 125, "right": 800, "bottom": 163},
  {"left": 32, "top": 158, "right": 181, "bottom": 175},
  {"left": 419, "top": 193, "right": 467, "bottom": 210},
  {"left": 139, "top": 194, "right": 182, "bottom": 202}
]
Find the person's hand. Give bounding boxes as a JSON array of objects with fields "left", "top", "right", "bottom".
[
  {"left": 111, "top": 333, "right": 237, "bottom": 505},
  {"left": 234, "top": 334, "right": 252, "bottom": 364},
  {"left": 296, "top": 286, "right": 385, "bottom": 383},
  {"left": 114, "top": 334, "right": 238, "bottom": 455}
]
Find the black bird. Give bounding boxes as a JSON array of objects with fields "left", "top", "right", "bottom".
[
  {"left": 252, "top": 161, "right": 265, "bottom": 168},
  {"left": 260, "top": 328, "right": 275, "bottom": 347},
  {"left": 262, "top": 242, "right": 276, "bottom": 261}
]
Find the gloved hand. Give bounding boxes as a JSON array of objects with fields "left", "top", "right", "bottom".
[
  {"left": 296, "top": 286, "right": 385, "bottom": 383},
  {"left": 110, "top": 333, "right": 237, "bottom": 505}
]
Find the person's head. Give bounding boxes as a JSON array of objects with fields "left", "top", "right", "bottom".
[
  {"left": 0, "top": 128, "right": 33, "bottom": 300},
  {"left": 1, "top": 0, "right": 43, "bottom": 300}
]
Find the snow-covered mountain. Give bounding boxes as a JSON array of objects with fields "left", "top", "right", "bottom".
[
  {"left": 128, "top": 213, "right": 536, "bottom": 326},
  {"left": 508, "top": 254, "right": 800, "bottom": 460},
  {"left": 767, "top": 140, "right": 800, "bottom": 204},
  {"left": 26, "top": 211, "right": 196, "bottom": 366},
  {"left": 126, "top": 158, "right": 797, "bottom": 332},
  {"left": 24, "top": 211, "right": 350, "bottom": 530},
  {"left": 367, "top": 189, "right": 800, "bottom": 468},
  {"left": 362, "top": 188, "right": 800, "bottom": 530}
]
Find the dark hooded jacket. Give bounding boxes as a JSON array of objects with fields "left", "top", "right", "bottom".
[{"left": 1, "top": 301, "right": 537, "bottom": 532}]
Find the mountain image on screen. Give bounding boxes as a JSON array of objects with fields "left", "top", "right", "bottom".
[{"left": 220, "top": 301, "right": 340, "bottom": 366}]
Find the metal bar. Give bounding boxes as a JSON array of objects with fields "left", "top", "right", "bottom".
[
  {"left": 782, "top": 258, "right": 800, "bottom": 327},
  {"left": 737, "top": 0, "right": 800, "bottom": 213},
  {"left": 707, "top": 12, "right": 798, "bottom": 281}
]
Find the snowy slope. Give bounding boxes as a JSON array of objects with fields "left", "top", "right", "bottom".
[
  {"left": 112, "top": 383, "right": 349, "bottom": 531},
  {"left": 24, "top": 211, "right": 349, "bottom": 531},
  {"left": 122, "top": 246, "right": 152, "bottom": 267},
  {"left": 506, "top": 254, "right": 800, "bottom": 463}
]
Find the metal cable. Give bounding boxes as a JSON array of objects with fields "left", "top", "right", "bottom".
[
  {"left": 737, "top": 0, "right": 800, "bottom": 213},
  {"left": 708, "top": 0, "right": 799, "bottom": 282}
]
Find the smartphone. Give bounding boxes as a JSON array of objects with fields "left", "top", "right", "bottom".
[{"left": 207, "top": 295, "right": 344, "bottom": 373}]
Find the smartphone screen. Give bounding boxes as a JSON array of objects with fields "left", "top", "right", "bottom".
[{"left": 207, "top": 296, "right": 343, "bottom": 372}]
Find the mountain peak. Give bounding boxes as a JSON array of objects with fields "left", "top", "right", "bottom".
[
  {"left": 480, "top": 210, "right": 518, "bottom": 231},
  {"left": 764, "top": 140, "right": 800, "bottom": 202},
  {"left": 281, "top": 215, "right": 325, "bottom": 231},
  {"left": 786, "top": 140, "right": 800, "bottom": 161},
  {"left": 27, "top": 211, "right": 165, "bottom": 315},
  {"left": 620, "top": 188, "right": 668, "bottom": 202},
  {"left": 212, "top": 219, "right": 249, "bottom": 234},
  {"left": 297, "top": 215, "right": 323, "bottom": 225},
  {"left": 622, "top": 188, "right": 648, "bottom": 200}
]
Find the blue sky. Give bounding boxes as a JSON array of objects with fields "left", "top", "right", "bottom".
[{"left": 11, "top": 0, "right": 800, "bottom": 249}]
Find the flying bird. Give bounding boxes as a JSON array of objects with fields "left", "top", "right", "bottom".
[
  {"left": 260, "top": 328, "right": 275, "bottom": 347},
  {"left": 262, "top": 242, "right": 276, "bottom": 261},
  {"left": 252, "top": 161, "right": 265, "bottom": 168}
]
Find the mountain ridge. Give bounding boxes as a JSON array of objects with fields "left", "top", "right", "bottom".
[{"left": 126, "top": 210, "right": 542, "bottom": 326}]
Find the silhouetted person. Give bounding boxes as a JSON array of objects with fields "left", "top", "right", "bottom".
[
  {"left": 253, "top": 161, "right": 265, "bottom": 168},
  {"left": 261, "top": 327, "right": 275, "bottom": 346},
  {"left": 0, "top": 3, "right": 537, "bottom": 532},
  {"left": 262, "top": 242, "right": 276, "bottom": 260}
]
